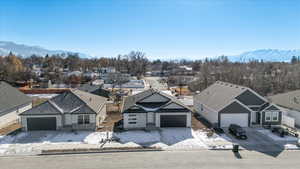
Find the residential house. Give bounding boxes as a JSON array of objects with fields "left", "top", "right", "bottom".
[
  {"left": 77, "top": 83, "right": 111, "bottom": 99},
  {"left": 0, "top": 81, "right": 32, "bottom": 128},
  {"left": 194, "top": 81, "right": 282, "bottom": 128},
  {"left": 269, "top": 90, "right": 300, "bottom": 127},
  {"left": 121, "top": 89, "right": 192, "bottom": 129},
  {"left": 20, "top": 89, "right": 107, "bottom": 131}
]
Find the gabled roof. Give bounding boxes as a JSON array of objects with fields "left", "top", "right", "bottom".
[
  {"left": 20, "top": 101, "right": 61, "bottom": 115},
  {"left": 77, "top": 84, "right": 110, "bottom": 98},
  {"left": 269, "top": 90, "right": 300, "bottom": 111},
  {"left": 194, "top": 81, "right": 265, "bottom": 111},
  {"left": 121, "top": 88, "right": 191, "bottom": 113},
  {"left": 0, "top": 81, "right": 32, "bottom": 115},
  {"left": 21, "top": 89, "right": 107, "bottom": 115}
]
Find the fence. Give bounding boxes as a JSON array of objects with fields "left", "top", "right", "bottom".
[{"left": 282, "top": 115, "right": 295, "bottom": 128}]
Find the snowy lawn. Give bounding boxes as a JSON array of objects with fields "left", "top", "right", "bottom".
[
  {"left": 257, "top": 129, "right": 299, "bottom": 142},
  {"left": 114, "top": 128, "right": 232, "bottom": 150},
  {"left": 114, "top": 130, "right": 160, "bottom": 145},
  {"left": 0, "top": 129, "right": 234, "bottom": 156},
  {"left": 0, "top": 131, "right": 112, "bottom": 156}
]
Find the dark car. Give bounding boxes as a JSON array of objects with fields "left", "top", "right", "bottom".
[
  {"left": 229, "top": 124, "right": 248, "bottom": 140},
  {"left": 271, "top": 127, "right": 287, "bottom": 137}
]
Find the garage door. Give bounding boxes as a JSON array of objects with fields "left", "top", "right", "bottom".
[
  {"left": 27, "top": 117, "right": 57, "bottom": 131},
  {"left": 160, "top": 115, "right": 187, "bottom": 127},
  {"left": 220, "top": 113, "right": 248, "bottom": 127}
]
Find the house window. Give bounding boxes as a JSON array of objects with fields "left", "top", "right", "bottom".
[
  {"left": 78, "top": 115, "right": 90, "bottom": 124},
  {"left": 129, "top": 118, "right": 137, "bottom": 120},
  {"left": 265, "top": 112, "right": 272, "bottom": 122},
  {"left": 129, "top": 122, "right": 136, "bottom": 124},
  {"left": 78, "top": 115, "right": 84, "bottom": 124},
  {"left": 84, "top": 115, "right": 90, "bottom": 124},
  {"left": 129, "top": 114, "right": 136, "bottom": 117},
  {"left": 272, "top": 112, "right": 279, "bottom": 121},
  {"left": 265, "top": 111, "right": 279, "bottom": 122}
]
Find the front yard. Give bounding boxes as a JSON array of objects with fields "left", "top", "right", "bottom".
[{"left": 0, "top": 128, "right": 232, "bottom": 156}]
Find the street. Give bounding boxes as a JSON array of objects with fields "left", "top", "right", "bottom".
[
  {"left": 144, "top": 76, "right": 168, "bottom": 90},
  {"left": 1, "top": 150, "right": 300, "bottom": 169}
]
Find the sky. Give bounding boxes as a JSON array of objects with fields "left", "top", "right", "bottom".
[{"left": 1, "top": 0, "right": 300, "bottom": 60}]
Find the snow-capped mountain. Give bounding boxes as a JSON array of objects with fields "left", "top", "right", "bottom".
[
  {"left": 0, "top": 41, "right": 91, "bottom": 58},
  {"left": 228, "top": 49, "right": 300, "bottom": 62}
]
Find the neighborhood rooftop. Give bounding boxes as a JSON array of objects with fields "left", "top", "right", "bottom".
[
  {"left": 269, "top": 90, "right": 300, "bottom": 111},
  {"left": 21, "top": 89, "right": 107, "bottom": 115},
  {"left": 194, "top": 81, "right": 265, "bottom": 111},
  {"left": 0, "top": 81, "right": 32, "bottom": 115},
  {"left": 122, "top": 88, "right": 191, "bottom": 112}
]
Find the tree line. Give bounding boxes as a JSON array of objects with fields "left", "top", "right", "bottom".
[{"left": 1, "top": 51, "right": 300, "bottom": 96}]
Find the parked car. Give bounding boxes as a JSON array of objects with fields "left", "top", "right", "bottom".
[
  {"left": 271, "top": 127, "right": 288, "bottom": 137},
  {"left": 213, "top": 125, "right": 224, "bottom": 134},
  {"left": 229, "top": 124, "right": 248, "bottom": 140}
]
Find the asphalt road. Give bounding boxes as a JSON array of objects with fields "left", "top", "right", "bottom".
[
  {"left": 1, "top": 150, "right": 300, "bottom": 169},
  {"left": 144, "top": 76, "right": 168, "bottom": 90}
]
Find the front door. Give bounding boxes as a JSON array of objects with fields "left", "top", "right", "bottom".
[
  {"left": 147, "top": 112, "right": 155, "bottom": 124},
  {"left": 256, "top": 112, "right": 261, "bottom": 124}
]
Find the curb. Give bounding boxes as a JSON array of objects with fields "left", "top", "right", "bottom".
[{"left": 39, "top": 148, "right": 163, "bottom": 156}]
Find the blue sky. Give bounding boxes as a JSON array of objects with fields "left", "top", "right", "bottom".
[{"left": 1, "top": 0, "right": 300, "bottom": 60}]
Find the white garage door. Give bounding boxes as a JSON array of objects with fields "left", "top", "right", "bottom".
[{"left": 220, "top": 113, "right": 248, "bottom": 127}]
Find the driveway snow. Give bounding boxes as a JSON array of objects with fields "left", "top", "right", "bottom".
[
  {"left": 0, "top": 128, "right": 234, "bottom": 156},
  {"left": 114, "top": 128, "right": 232, "bottom": 150}
]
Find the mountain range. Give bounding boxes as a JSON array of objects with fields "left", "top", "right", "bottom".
[
  {"left": 1, "top": 41, "right": 300, "bottom": 62},
  {"left": 0, "top": 41, "right": 91, "bottom": 58},
  {"left": 228, "top": 49, "right": 300, "bottom": 62}
]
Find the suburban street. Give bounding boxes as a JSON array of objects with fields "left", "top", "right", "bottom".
[
  {"left": 1, "top": 150, "right": 300, "bottom": 169},
  {"left": 144, "top": 76, "right": 168, "bottom": 90}
]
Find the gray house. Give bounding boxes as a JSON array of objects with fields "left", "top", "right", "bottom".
[
  {"left": 20, "top": 89, "right": 107, "bottom": 131},
  {"left": 0, "top": 81, "right": 32, "bottom": 128},
  {"left": 121, "top": 89, "right": 192, "bottom": 129},
  {"left": 194, "top": 81, "right": 282, "bottom": 127},
  {"left": 269, "top": 90, "right": 300, "bottom": 127}
]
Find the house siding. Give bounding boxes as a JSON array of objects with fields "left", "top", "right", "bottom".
[
  {"left": 219, "top": 101, "right": 251, "bottom": 114},
  {"left": 96, "top": 104, "right": 107, "bottom": 127},
  {"left": 123, "top": 113, "right": 147, "bottom": 129},
  {"left": 0, "top": 103, "right": 32, "bottom": 129},
  {"left": 261, "top": 111, "right": 282, "bottom": 126},
  {"left": 235, "top": 90, "right": 266, "bottom": 106},
  {"left": 71, "top": 114, "right": 96, "bottom": 130},
  {"left": 194, "top": 98, "right": 218, "bottom": 125}
]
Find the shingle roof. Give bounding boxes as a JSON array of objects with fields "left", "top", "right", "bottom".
[
  {"left": 0, "top": 81, "right": 32, "bottom": 116},
  {"left": 121, "top": 88, "right": 192, "bottom": 113},
  {"left": 77, "top": 84, "right": 110, "bottom": 98},
  {"left": 269, "top": 90, "right": 300, "bottom": 111},
  {"left": 71, "top": 89, "right": 107, "bottom": 114},
  {"left": 21, "top": 89, "right": 107, "bottom": 115},
  {"left": 194, "top": 81, "right": 249, "bottom": 111},
  {"left": 20, "top": 101, "right": 61, "bottom": 115}
]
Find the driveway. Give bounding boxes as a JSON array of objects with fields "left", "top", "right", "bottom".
[{"left": 224, "top": 128, "right": 284, "bottom": 156}]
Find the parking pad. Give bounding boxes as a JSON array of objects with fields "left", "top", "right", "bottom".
[{"left": 223, "top": 128, "right": 284, "bottom": 153}]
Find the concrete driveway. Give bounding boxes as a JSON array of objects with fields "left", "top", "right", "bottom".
[{"left": 223, "top": 127, "right": 284, "bottom": 156}]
